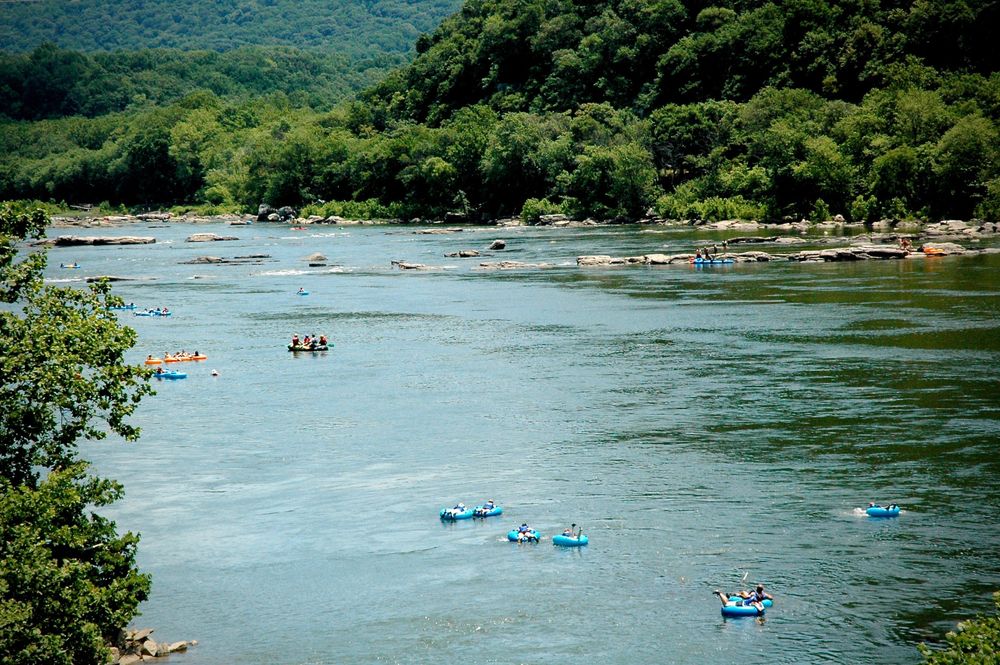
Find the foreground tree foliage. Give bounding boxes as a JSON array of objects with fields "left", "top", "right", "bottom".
[
  {"left": 0, "top": 203, "right": 153, "bottom": 665},
  {"left": 920, "top": 592, "right": 1000, "bottom": 664}
]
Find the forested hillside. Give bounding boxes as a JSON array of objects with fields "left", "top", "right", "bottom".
[
  {"left": 0, "top": 45, "right": 400, "bottom": 120},
  {"left": 0, "top": 0, "right": 460, "bottom": 57},
  {"left": 2, "top": 0, "right": 998, "bottom": 223}
]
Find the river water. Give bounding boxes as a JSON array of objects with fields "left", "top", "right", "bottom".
[{"left": 48, "top": 222, "right": 1000, "bottom": 664}]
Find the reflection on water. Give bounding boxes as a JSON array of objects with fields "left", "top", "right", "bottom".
[{"left": 50, "top": 223, "right": 1000, "bottom": 664}]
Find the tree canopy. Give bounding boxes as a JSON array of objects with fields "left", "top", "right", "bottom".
[
  {"left": 0, "top": 0, "right": 460, "bottom": 58},
  {"left": 0, "top": 203, "right": 153, "bottom": 664},
  {"left": 920, "top": 592, "right": 1000, "bottom": 664}
]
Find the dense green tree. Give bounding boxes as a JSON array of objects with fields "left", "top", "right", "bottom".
[
  {"left": 919, "top": 592, "right": 1000, "bottom": 664},
  {"left": 0, "top": 203, "right": 153, "bottom": 664}
]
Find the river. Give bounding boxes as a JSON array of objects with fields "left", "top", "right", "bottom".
[{"left": 48, "top": 222, "right": 1000, "bottom": 664}]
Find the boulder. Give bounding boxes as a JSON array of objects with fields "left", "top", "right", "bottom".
[
  {"left": 141, "top": 639, "right": 159, "bottom": 657},
  {"left": 118, "top": 655, "right": 142, "bottom": 665},
  {"left": 537, "top": 214, "right": 570, "bottom": 225},
  {"left": 267, "top": 213, "right": 280, "bottom": 222},
  {"left": 181, "top": 256, "right": 225, "bottom": 264},
  {"left": 444, "top": 250, "right": 480, "bottom": 258},
  {"left": 390, "top": 260, "right": 432, "bottom": 270},
  {"left": 577, "top": 255, "right": 622, "bottom": 266},
  {"left": 488, "top": 239, "right": 506, "bottom": 250},
  {"left": 128, "top": 628, "right": 154, "bottom": 642},
  {"left": 414, "top": 228, "right": 463, "bottom": 234},
  {"left": 733, "top": 251, "right": 776, "bottom": 262},
  {"left": 643, "top": 253, "right": 671, "bottom": 265},
  {"left": 186, "top": 233, "right": 238, "bottom": 242},
  {"left": 168, "top": 642, "right": 189, "bottom": 653},
  {"left": 303, "top": 253, "right": 327, "bottom": 262}
]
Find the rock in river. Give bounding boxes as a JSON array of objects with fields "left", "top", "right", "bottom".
[
  {"left": 186, "top": 233, "right": 238, "bottom": 242},
  {"left": 34, "top": 235, "right": 155, "bottom": 247}
]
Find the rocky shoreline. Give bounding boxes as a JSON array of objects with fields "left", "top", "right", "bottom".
[
  {"left": 108, "top": 627, "right": 195, "bottom": 664},
  {"left": 49, "top": 207, "right": 999, "bottom": 238},
  {"left": 44, "top": 208, "right": 999, "bottom": 270}
]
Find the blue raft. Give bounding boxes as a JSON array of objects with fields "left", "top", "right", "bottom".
[
  {"left": 155, "top": 371, "right": 187, "bottom": 380},
  {"left": 440, "top": 507, "right": 474, "bottom": 520},
  {"left": 553, "top": 534, "right": 588, "bottom": 547},
  {"left": 108, "top": 304, "right": 136, "bottom": 311},
  {"left": 473, "top": 505, "right": 503, "bottom": 518},
  {"left": 729, "top": 596, "right": 772, "bottom": 608},
  {"left": 721, "top": 602, "right": 765, "bottom": 617},
  {"left": 693, "top": 258, "right": 735, "bottom": 265},
  {"left": 866, "top": 505, "right": 900, "bottom": 518},
  {"left": 507, "top": 529, "right": 540, "bottom": 543}
]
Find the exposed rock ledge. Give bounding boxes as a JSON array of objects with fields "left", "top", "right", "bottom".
[
  {"left": 477, "top": 260, "right": 554, "bottom": 270},
  {"left": 186, "top": 233, "right": 238, "bottom": 242},
  {"left": 577, "top": 252, "right": 774, "bottom": 266},
  {"left": 391, "top": 260, "right": 438, "bottom": 270},
  {"left": 787, "top": 245, "right": 909, "bottom": 261},
  {"left": 35, "top": 235, "right": 155, "bottom": 247},
  {"left": 180, "top": 255, "right": 272, "bottom": 265}
]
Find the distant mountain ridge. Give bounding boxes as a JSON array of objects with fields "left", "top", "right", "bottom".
[{"left": 0, "top": 0, "right": 461, "bottom": 57}]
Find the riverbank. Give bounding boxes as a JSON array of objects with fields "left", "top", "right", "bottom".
[{"left": 49, "top": 209, "right": 1000, "bottom": 239}]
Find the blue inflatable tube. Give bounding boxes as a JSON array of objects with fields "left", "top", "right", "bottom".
[
  {"left": 866, "top": 505, "right": 900, "bottom": 517},
  {"left": 729, "top": 597, "right": 772, "bottom": 607},
  {"left": 553, "top": 534, "right": 588, "bottom": 547},
  {"left": 721, "top": 603, "right": 765, "bottom": 617},
  {"left": 440, "top": 508, "right": 474, "bottom": 520},
  {"left": 473, "top": 505, "right": 503, "bottom": 518},
  {"left": 507, "top": 529, "right": 540, "bottom": 542}
]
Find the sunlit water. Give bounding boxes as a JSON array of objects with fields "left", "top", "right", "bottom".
[{"left": 45, "top": 222, "right": 1000, "bottom": 664}]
